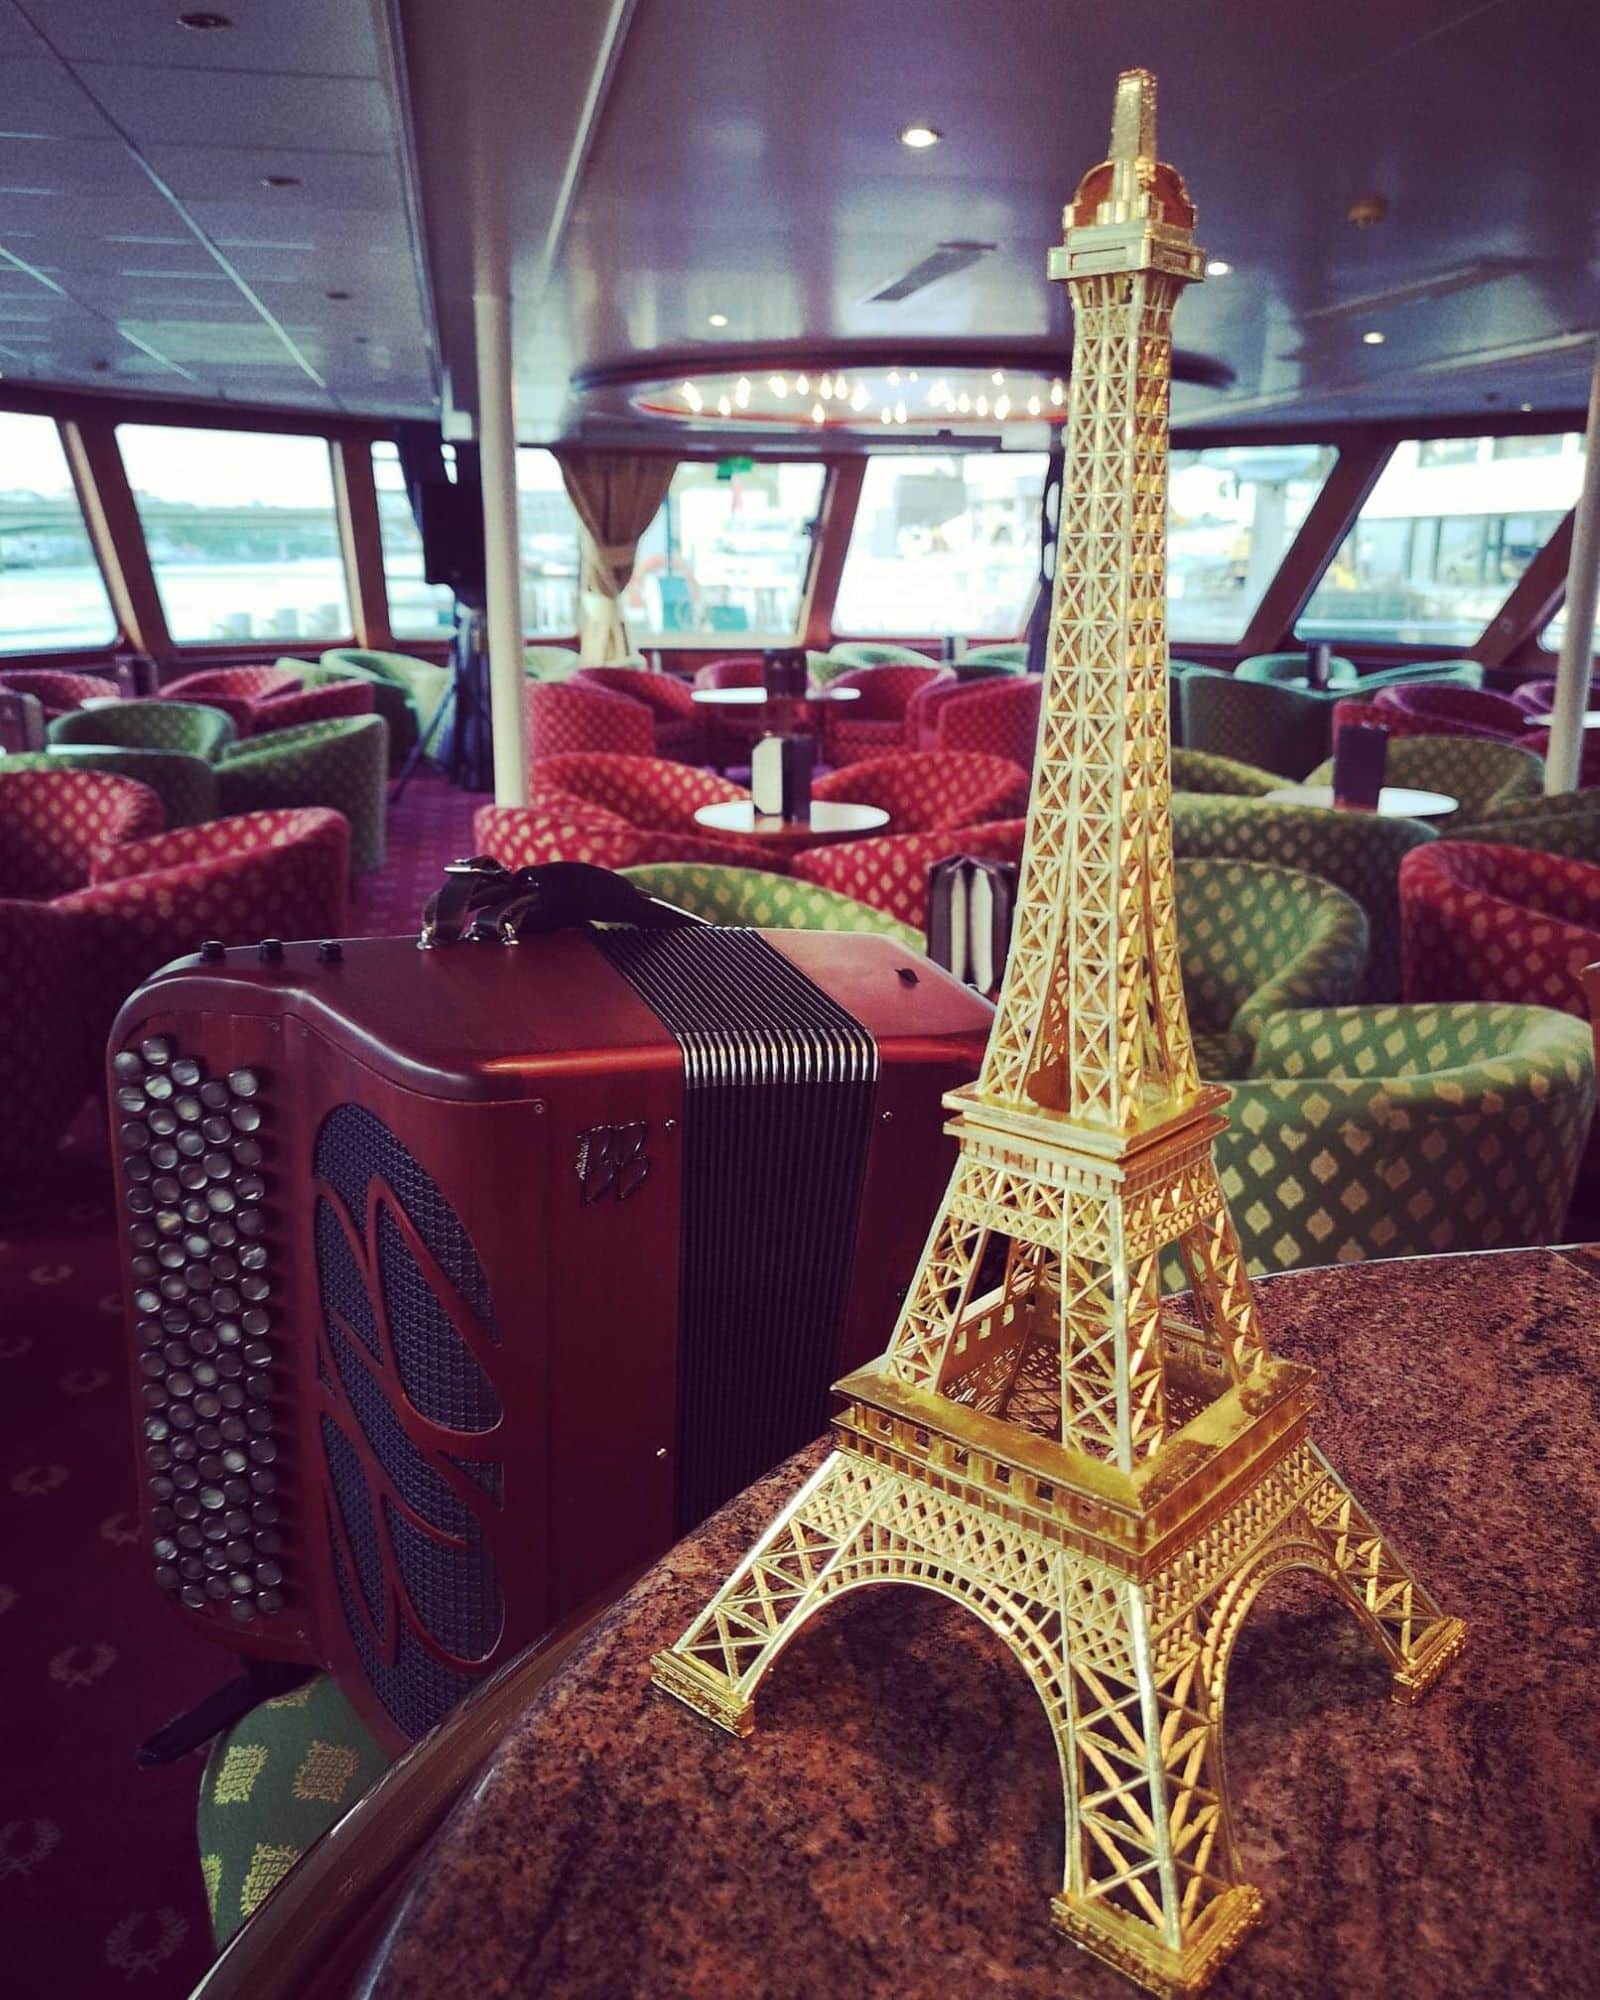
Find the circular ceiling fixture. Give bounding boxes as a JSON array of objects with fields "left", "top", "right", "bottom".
[
  {"left": 260, "top": 174, "right": 301, "bottom": 189},
  {"left": 632, "top": 363, "right": 1071, "bottom": 431},
  {"left": 1361, "top": 329, "right": 1386, "bottom": 346},
  {"left": 899, "top": 124, "right": 942, "bottom": 149},
  {"left": 706, "top": 312, "right": 729, "bottom": 328},
  {"left": 177, "top": 10, "right": 232, "bottom": 28}
]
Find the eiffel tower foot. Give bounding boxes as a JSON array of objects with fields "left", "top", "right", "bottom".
[
  {"left": 649, "top": 1648, "right": 756, "bottom": 1738},
  {"left": 1390, "top": 1614, "right": 1468, "bottom": 1706},
  {"left": 1052, "top": 1884, "right": 1265, "bottom": 2000}
]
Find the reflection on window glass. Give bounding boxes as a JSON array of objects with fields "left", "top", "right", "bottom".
[
  {"left": 1299, "top": 434, "right": 1582, "bottom": 647},
  {"left": 517, "top": 449, "right": 581, "bottom": 635},
  {"left": 372, "top": 441, "right": 455, "bottom": 640},
  {"left": 629, "top": 462, "right": 824, "bottom": 641},
  {"left": 1168, "top": 445, "right": 1334, "bottom": 643},
  {"left": 119, "top": 425, "right": 350, "bottom": 644},
  {"left": 835, "top": 455, "right": 1045, "bottom": 637},
  {"left": 0, "top": 412, "right": 117, "bottom": 652}
]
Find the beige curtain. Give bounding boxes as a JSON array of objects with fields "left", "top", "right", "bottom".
[{"left": 556, "top": 450, "right": 676, "bottom": 663}]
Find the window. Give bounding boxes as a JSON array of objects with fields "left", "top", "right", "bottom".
[
  {"left": 1299, "top": 433, "right": 1583, "bottom": 647},
  {"left": 516, "top": 449, "right": 582, "bottom": 636},
  {"left": 0, "top": 412, "right": 117, "bottom": 652},
  {"left": 1168, "top": 445, "right": 1334, "bottom": 643},
  {"left": 629, "top": 461, "right": 824, "bottom": 642},
  {"left": 118, "top": 425, "right": 351, "bottom": 645},
  {"left": 371, "top": 441, "right": 455, "bottom": 640},
  {"left": 835, "top": 454, "right": 1045, "bottom": 637}
]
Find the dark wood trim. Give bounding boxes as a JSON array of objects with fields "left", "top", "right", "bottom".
[
  {"left": 1476, "top": 509, "right": 1574, "bottom": 673},
  {"left": 1171, "top": 408, "right": 1588, "bottom": 452},
  {"left": 802, "top": 458, "right": 864, "bottom": 648},
  {"left": 1, "top": 380, "right": 391, "bottom": 443},
  {"left": 58, "top": 416, "right": 171, "bottom": 659},
  {"left": 331, "top": 438, "right": 393, "bottom": 651},
  {"left": 1238, "top": 437, "right": 1390, "bottom": 654}
]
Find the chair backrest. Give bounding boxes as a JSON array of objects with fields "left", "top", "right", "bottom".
[
  {"left": 813, "top": 751, "right": 1030, "bottom": 830},
  {"left": 1361, "top": 658, "right": 1485, "bottom": 693},
  {"left": 0, "top": 765, "right": 164, "bottom": 896},
  {"left": 1236, "top": 651, "right": 1358, "bottom": 687},
  {"left": 1308, "top": 731, "right": 1543, "bottom": 823},
  {"left": 523, "top": 646, "right": 582, "bottom": 681},
  {"left": 219, "top": 713, "right": 386, "bottom": 764},
  {"left": 934, "top": 677, "right": 1044, "bottom": 770},
  {"left": 1170, "top": 748, "right": 1281, "bottom": 796},
  {"left": 957, "top": 643, "right": 1029, "bottom": 670},
  {"left": 1179, "top": 667, "right": 1338, "bottom": 779},
  {"left": 530, "top": 752, "right": 746, "bottom": 829},
  {"left": 826, "top": 642, "right": 938, "bottom": 669},
  {"left": 1509, "top": 677, "right": 1559, "bottom": 717},
  {"left": 829, "top": 663, "right": 950, "bottom": 719},
  {"left": 791, "top": 820, "right": 1028, "bottom": 929},
  {"left": 1399, "top": 839, "right": 1600, "bottom": 1014},
  {"left": 1373, "top": 682, "right": 1527, "bottom": 740},
  {"left": 3, "top": 745, "right": 218, "bottom": 829},
  {"left": 618, "top": 862, "right": 924, "bottom": 948},
  {"left": 1175, "top": 856, "right": 1368, "bottom": 1046},
  {"left": 525, "top": 680, "right": 655, "bottom": 761},
  {"left": 50, "top": 697, "right": 236, "bottom": 758},
  {"left": 693, "top": 656, "right": 766, "bottom": 690},
  {"left": 0, "top": 668, "right": 120, "bottom": 717}
]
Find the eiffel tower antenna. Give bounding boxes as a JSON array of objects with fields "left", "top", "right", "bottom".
[{"left": 653, "top": 68, "right": 1466, "bottom": 1999}]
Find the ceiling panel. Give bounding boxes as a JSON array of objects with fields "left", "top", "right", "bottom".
[
  {"left": 75, "top": 65, "right": 394, "bottom": 153},
  {"left": 154, "top": 147, "right": 404, "bottom": 210},
  {"left": 0, "top": 55, "right": 105, "bottom": 136},
  {"left": 18, "top": 0, "right": 383, "bottom": 74}
]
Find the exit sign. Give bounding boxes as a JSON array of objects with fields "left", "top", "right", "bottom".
[{"left": 716, "top": 456, "right": 754, "bottom": 480}]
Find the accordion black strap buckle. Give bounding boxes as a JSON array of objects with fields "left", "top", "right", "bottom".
[{"left": 419, "top": 858, "right": 703, "bottom": 949}]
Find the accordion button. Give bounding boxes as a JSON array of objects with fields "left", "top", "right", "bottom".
[
  {"left": 124, "top": 1155, "right": 154, "bottom": 1185},
  {"left": 248, "top": 1468, "right": 277, "bottom": 1495},
  {"left": 230, "top": 1600, "right": 258, "bottom": 1623},
  {"left": 204, "top": 1576, "right": 229, "bottom": 1600},
  {"left": 254, "top": 1530, "right": 283, "bottom": 1557},
  {"left": 227, "top": 1069, "right": 262, "bottom": 1100},
  {"left": 184, "top": 1264, "right": 214, "bottom": 1293},
  {"left": 143, "top": 1415, "right": 170, "bottom": 1443},
  {"left": 244, "top": 1373, "right": 271, "bottom": 1400},
  {"left": 219, "top": 1417, "right": 247, "bottom": 1445},
  {"left": 144, "top": 1444, "right": 172, "bottom": 1474},
  {"left": 199, "top": 1081, "right": 230, "bottom": 1110},
  {"left": 144, "top": 1073, "right": 173, "bottom": 1103},
  {"left": 233, "top": 1140, "right": 264, "bottom": 1171},
  {"left": 248, "top": 1437, "right": 278, "bottom": 1466},
  {"left": 157, "top": 1273, "right": 186, "bottom": 1300},
  {"left": 172, "top": 1058, "right": 202, "bottom": 1088},
  {"left": 171, "top": 1436, "right": 197, "bottom": 1463},
  {"left": 172, "top": 1464, "right": 198, "bottom": 1493},
  {"left": 148, "top": 1477, "right": 174, "bottom": 1503},
  {"left": 203, "top": 1152, "right": 231, "bottom": 1181},
  {"left": 208, "top": 1219, "right": 237, "bottom": 1248},
  {"left": 206, "top": 1188, "right": 236, "bottom": 1216},
  {"left": 236, "top": 1176, "right": 266, "bottom": 1204},
  {"left": 193, "top": 1395, "right": 221, "bottom": 1423},
  {"left": 240, "top": 1275, "right": 269, "bottom": 1303},
  {"left": 245, "top": 1406, "right": 272, "bottom": 1435},
  {"left": 241, "top": 1336, "right": 271, "bottom": 1365},
  {"left": 149, "top": 1511, "right": 176, "bottom": 1537},
  {"left": 250, "top": 1499, "right": 280, "bottom": 1526},
  {"left": 140, "top": 1385, "right": 166, "bottom": 1413},
  {"left": 200, "top": 1115, "right": 231, "bottom": 1145},
  {"left": 214, "top": 1322, "right": 242, "bottom": 1349},
  {"left": 229, "top": 1104, "right": 262, "bottom": 1135},
  {"left": 218, "top": 1384, "right": 244, "bottom": 1412},
  {"left": 115, "top": 1086, "right": 146, "bottom": 1115},
  {"left": 177, "top": 1163, "right": 206, "bottom": 1192},
  {"left": 159, "top": 1311, "right": 191, "bottom": 1340},
  {"left": 179, "top": 1584, "right": 206, "bottom": 1610},
  {"left": 130, "top": 1254, "right": 159, "bottom": 1281},
  {"left": 119, "top": 1121, "right": 151, "bottom": 1153},
  {"left": 152, "top": 1179, "right": 182, "bottom": 1207},
  {"left": 257, "top": 1589, "right": 284, "bottom": 1615},
  {"left": 191, "top": 1360, "right": 218, "bottom": 1387},
  {"left": 229, "top": 1573, "right": 255, "bottom": 1598},
  {"left": 148, "top": 1109, "right": 178, "bottom": 1138},
  {"left": 154, "top": 1566, "right": 179, "bottom": 1593},
  {"left": 174, "top": 1495, "right": 199, "bottom": 1522},
  {"left": 254, "top": 1559, "right": 283, "bottom": 1589},
  {"left": 176, "top": 1529, "right": 202, "bottom": 1554},
  {"left": 151, "top": 1535, "right": 179, "bottom": 1563},
  {"left": 195, "top": 1424, "right": 223, "bottom": 1451},
  {"left": 235, "top": 1211, "right": 265, "bottom": 1239},
  {"left": 213, "top": 1287, "right": 241, "bottom": 1315},
  {"left": 139, "top": 1037, "right": 174, "bottom": 1067},
  {"left": 133, "top": 1288, "right": 160, "bottom": 1315},
  {"left": 138, "top": 1354, "right": 164, "bottom": 1382},
  {"left": 199, "top": 1486, "right": 226, "bottom": 1512},
  {"left": 127, "top": 1190, "right": 155, "bottom": 1219},
  {"left": 113, "top": 1050, "right": 145, "bottom": 1081},
  {"left": 200, "top": 940, "right": 226, "bottom": 964},
  {"left": 158, "top": 1240, "right": 186, "bottom": 1268},
  {"left": 177, "top": 1129, "right": 206, "bottom": 1160},
  {"left": 130, "top": 1230, "right": 159, "bottom": 1257},
  {"left": 169, "top": 1405, "right": 196, "bottom": 1433},
  {"left": 237, "top": 1242, "right": 267, "bottom": 1271},
  {"left": 175, "top": 1096, "right": 202, "bottom": 1125},
  {"left": 224, "top": 1480, "right": 250, "bottom": 1507}
]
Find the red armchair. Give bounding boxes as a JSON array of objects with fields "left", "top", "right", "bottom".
[
  {"left": 160, "top": 666, "right": 305, "bottom": 736},
  {"left": 526, "top": 679, "right": 656, "bottom": 763},
  {"left": 530, "top": 753, "right": 753, "bottom": 836},
  {"left": 0, "top": 899, "right": 85, "bottom": 1190},
  {"left": 252, "top": 676, "right": 375, "bottom": 735},
  {"left": 1400, "top": 840, "right": 1600, "bottom": 1013},
  {"left": 812, "top": 752, "right": 1030, "bottom": 832},
  {"left": 820, "top": 665, "right": 952, "bottom": 767},
  {"left": 473, "top": 802, "right": 765, "bottom": 872},
  {"left": 574, "top": 667, "right": 704, "bottom": 763},
  {"left": 0, "top": 766, "right": 164, "bottom": 897},
  {"left": 1372, "top": 683, "right": 1528, "bottom": 741},
  {"left": 0, "top": 668, "right": 121, "bottom": 721},
  {"left": 794, "top": 820, "right": 1027, "bottom": 930},
  {"left": 931, "top": 676, "right": 1043, "bottom": 769}
]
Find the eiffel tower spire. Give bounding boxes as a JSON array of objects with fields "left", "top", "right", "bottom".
[{"left": 653, "top": 70, "right": 1466, "bottom": 2000}]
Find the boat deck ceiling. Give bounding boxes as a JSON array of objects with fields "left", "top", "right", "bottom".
[{"left": 0, "top": 0, "right": 1596, "bottom": 441}]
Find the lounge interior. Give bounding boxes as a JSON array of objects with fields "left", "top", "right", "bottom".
[{"left": 2, "top": 3, "right": 1599, "bottom": 1996}]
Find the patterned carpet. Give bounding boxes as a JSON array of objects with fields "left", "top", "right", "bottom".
[{"left": 0, "top": 774, "right": 487, "bottom": 1999}]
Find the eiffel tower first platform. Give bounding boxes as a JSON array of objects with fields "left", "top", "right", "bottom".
[{"left": 651, "top": 68, "right": 1466, "bottom": 2000}]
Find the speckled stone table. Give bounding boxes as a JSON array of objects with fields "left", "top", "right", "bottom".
[{"left": 362, "top": 1248, "right": 1600, "bottom": 2000}]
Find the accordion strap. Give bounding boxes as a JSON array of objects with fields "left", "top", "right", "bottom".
[{"left": 420, "top": 857, "right": 699, "bottom": 948}]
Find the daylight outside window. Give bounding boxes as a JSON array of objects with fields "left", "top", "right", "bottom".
[
  {"left": 1298, "top": 433, "right": 1584, "bottom": 647},
  {"left": 1168, "top": 444, "right": 1335, "bottom": 643},
  {"left": 834, "top": 454, "right": 1045, "bottom": 638},
  {"left": 371, "top": 441, "right": 455, "bottom": 640},
  {"left": 517, "top": 449, "right": 582, "bottom": 635},
  {"left": 118, "top": 425, "right": 351, "bottom": 645},
  {"left": 0, "top": 411, "right": 117, "bottom": 652},
  {"left": 628, "top": 462, "right": 824, "bottom": 642}
]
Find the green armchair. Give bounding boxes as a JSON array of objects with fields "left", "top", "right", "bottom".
[
  {"left": 1176, "top": 858, "right": 1369, "bottom": 1077},
  {"left": 1171, "top": 748, "right": 1283, "bottom": 796},
  {"left": 1306, "top": 732, "right": 1543, "bottom": 829},
  {"left": 218, "top": 715, "right": 388, "bottom": 874},
  {"left": 0, "top": 745, "right": 218, "bottom": 827},
  {"left": 1236, "top": 651, "right": 1359, "bottom": 686},
  {"left": 1208, "top": 1002, "right": 1593, "bottom": 1278},
  {"left": 1452, "top": 791, "right": 1600, "bottom": 865},
  {"left": 288, "top": 657, "right": 420, "bottom": 767},
  {"left": 1179, "top": 667, "right": 1342, "bottom": 779},
  {"left": 620, "top": 862, "right": 925, "bottom": 952},
  {"left": 50, "top": 697, "right": 235, "bottom": 760},
  {"left": 821, "top": 642, "right": 937, "bottom": 683},
  {"left": 320, "top": 647, "right": 448, "bottom": 735}
]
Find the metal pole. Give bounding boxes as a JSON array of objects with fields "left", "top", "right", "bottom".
[
  {"left": 473, "top": 288, "right": 528, "bottom": 806},
  {"left": 1544, "top": 340, "right": 1600, "bottom": 796}
]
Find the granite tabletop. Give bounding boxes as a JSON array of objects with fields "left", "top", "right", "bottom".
[{"left": 362, "top": 1247, "right": 1600, "bottom": 2000}]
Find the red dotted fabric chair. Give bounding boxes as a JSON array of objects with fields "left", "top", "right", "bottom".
[
  {"left": 574, "top": 667, "right": 704, "bottom": 764},
  {"left": 54, "top": 808, "right": 349, "bottom": 1077},
  {"left": 0, "top": 668, "right": 121, "bottom": 721},
  {"left": 0, "top": 766, "right": 164, "bottom": 897},
  {"left": 1400, "top": 840, "right": 1600, "bottom": 1014},
  {"left": 812, "top": 752, "right": 1030, "bottom": 833},
  {"left": 0, "top": 899, "right": 85, "bottom": 1190},
  {"left": 250, "top": 676, "right": 375, "bottom": 736},
  {"left": 161, "top": 666, "right": 305, "bottom": 737},
  {"left": 530, "top": 753, "right": 753, "bottom": 836},
  {"left": 905, "top": 675, "right": 985, "bottom": 750},
  {"left": 473, "top": 802, "right": 765, "bottom": 872},
  {"left": 1510, "top": 678, "right": 1561, "bottom": 719},
  {"left": 932, "top": 676, "right": 1043, "bottom": 771},
  {"left": 1514, "top": 723, "right": 1600, "bottom": 790},
  {"left": 693, "top": 657, "right": 765, "bottom": 690},
  {"left": 794, "top": 820, "right": 1027, "bottom": 929},
  {"left": 1373, "top": 683, "right": 1528, "bottom": 742},
  {"left": 692, "top": 656, "right": 769, "bottom": 767},
  {"left": 525, "top": 679, "right": 655, "bottom": 763},
  {"left": 1328, "top": 696, "right": 1424, "bottom": 743},
  {"left": 820, "top": 665, "right": 952, "bottom": 767}
]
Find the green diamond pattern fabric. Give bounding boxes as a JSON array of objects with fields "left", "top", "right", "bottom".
[
  {"left": 1236, "top": 651, "right": 1358, "bottom": 687},
  {"left": 1201, "top": 1002, "right": 1594, "bottom": 1280},
  {"left": 197, "top": 1675, "right": 388, "bottom": 1946},
  {"left": 1171, "top": 748, "right": 1283, "bottom": 796},
  {"left": 1179, "top": 668, "right": 1343, "bottom": 780},
  {"left": 320, "top": 648, "right": 448, "bottom": 732},
  {"left": 822, "top": 643, "right": 937, "bottom": 681},
  {"left": 219, "top": 716, "right": 388, "bottom": 874},
  {"left": 1171, "top": 793, "right": 1437, "bottom": 1003},
  {"left": 1175, "top": 859, "right": 1369, "bottom": 1077},
  {"left": 620, "top": 862, "right": 925, "bottom": 951},
  {"left": 49, "top": 698, "right": 235, "bottom": 759},
  {"left": 1452, "top": 793, "right": 1600, "bottom": 865},
  {"left": 0, "top": 746, "right": 218, "bottom": 828},
  {"left": 1306, "top": 732, "right": 1544, "bottom": 827},
  {"left": 292, "top": 659, "right": 420, "bottom": 767}
]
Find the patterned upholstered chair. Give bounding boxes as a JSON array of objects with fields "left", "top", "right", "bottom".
[
  {"left": 0, "top": 667, "right": 120, "bottom": 720},
  {"left": 525, "top": 679, "right": 656, "bottom": 763},
  {"left": 1208, "top": 1003, "right": 1593, "bottom": 1277},
  {"left": 1513, "top": 723, "right": 1600, "bottom": 790},
  {"left": 906, "top": 674, "right": 994, "bottom": 750},
  {"left": 50, "top": 697, "right": 235, "bottom": 760},
  {"left": 792, "top": 820, "right": 1028, "bottom": 930},
  {"left": 53, "top": 808, "right": 349, "bottom": 1083},
  {"left": 1450, "top": 792, "right": 1600, "bottom": 864},
  {"left": 1176, "top": 859, "right": 1369, "bottom": 1077},
  {"left": 1171, "top": 748, "right": 1283, "bottom": 796},
  {"left": 1169, "top": 792, "right": 1438, "bottom": 1002},
  {"left": 160, "top": 666, "right": 304, "bottom": 736},
  {"left": 1235, "top": 651, "right": 1359, "bottom": 687},
  {"left": 1326, "top": 695, "right": 1432, "bottom": 743},
  {"left": 1509, "top": 676, "right": 1563, "bottom": 719},
  {"left": 1, "top": 746, "right": 218, "bottom": 830},
  {"left": 251, "top": 677, "right": 376, "bottom": 736},
  {"left": 473, "top": 801, "right": 763, "bottom": 871},
  {"left": 957, "top": 643, "right": 1029, "bottom": 670},
  {"left": 529, "top": 753, "right": 756, "bottom": 844},
  {"left": 820, "top": 665, "right": 953, "bottom": 766},
  {"left": 320, "top": 648, "right": 449, "bottom": 734},
  {"left": 198, "top": 1674, "right": 387, "bottom": 1946},
  {"left": 290, "top": 657, "right": 420, "bottom": 767},
  {"left": 1398, "top": 842, "right": 1600, "bottom": 1015},
  {"left": 574, "top": 666, "right": 704, "bottom": 763},
  {"left": 620, "top": 862, "right": 926, "bottom": 951},
  {"left": 217, "top": 716, "right": 387, "bottom": 875},
  {"left": 1179, "top": 667, "right": 1343, "bottom": 779},
  {"left": 1372, "top": 682, "right": 1529, "bottom": 742},
  {"left": 524, "top": 645, "right": 582, "bottom": 681},
  {"left": 0, "top": 898, "right": 87, "bottom": 1190},
  {"left": 0, "top": 766, "right": 163, "bottom": 896},
  {"left": 924, "top": 677, "right": 1044, "bottom": 771},
  {"left": 823, "top": 642, "right": 937, "bottom": 675},
  {"left": 812, "top": 751, "right": 1030, "bottom": 831},
  {"left": 1307, "top": 732, "right": 1544, "bottom": 829}
]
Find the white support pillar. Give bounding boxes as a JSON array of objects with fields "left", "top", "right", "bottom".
[
  {"left": 474, "top": 286, "right": 527, "bottom": 805},
  {"left": 1544, "top": 341, "right": 1600, "bottom": 796}
]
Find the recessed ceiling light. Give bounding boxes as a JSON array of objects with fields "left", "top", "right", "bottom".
[
  {"left": 1362, "top": 329, "right": 1386, "bottom": 345},
  {"left": 707, "top": 312, "right": 728, "bottom": 328},
  {"left": 1519, "top": 401, "right": 1534, "bottom": 412},
  {"left": 177, "top": 10, "right": 232, "bottom": 29},
  {"left": 1204, "top": 258, "right": 1232, "bottom": 277},
  {"left": 899, "top": 124, "right": 942, "bottom": 150},
  {"left": 325, "top": 289, "right": 351, "bottom": 301},
  {"left": 261, "top": 174, "right": 301, "bottom": 190}
]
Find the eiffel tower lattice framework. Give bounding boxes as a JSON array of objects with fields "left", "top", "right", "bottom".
[{"left": 651, "top": 68, "right": 1466, "bottom": 2000}]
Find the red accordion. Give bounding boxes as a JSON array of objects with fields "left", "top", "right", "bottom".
[{"left": 111, "top": 905, "right": 990, "bottom": 1750}]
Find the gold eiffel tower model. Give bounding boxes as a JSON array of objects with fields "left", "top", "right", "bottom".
[{"left": 652, "top": 68, "right": 1466, "bottom": 2000}]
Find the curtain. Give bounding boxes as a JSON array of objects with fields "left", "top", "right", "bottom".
[{"left": 556, "top": 451, "right": 676, "bottom": 663}]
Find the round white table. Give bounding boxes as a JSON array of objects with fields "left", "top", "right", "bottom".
[
  {"left": 1263, "top": 783, "right": 1458, "bottom": 819},
  {"left": 693, "top": 798, "right": 890, "bottom": 853},
  {"left": 690, "top": 686, "right": 861, "bottom": 708}
]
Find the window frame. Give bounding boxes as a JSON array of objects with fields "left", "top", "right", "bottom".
[{"left": 0, "top": 410, "right": 122, "bottom": 658}]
